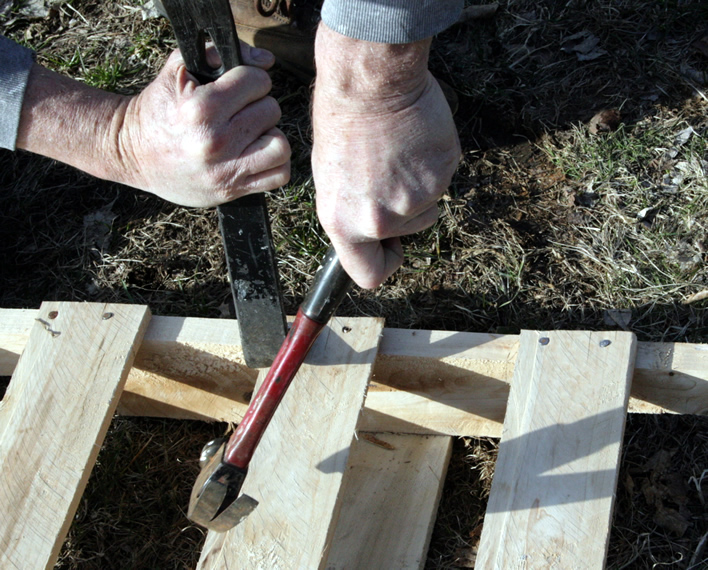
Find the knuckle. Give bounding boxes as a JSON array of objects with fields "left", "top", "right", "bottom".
[
  {"left": 186, "top": 131, "right": 226, "bottom": 162},
  {"left": 241, "top": 66, "right": 272, "bottom": 93},
  {"left": 316, "top": 205, "right": 342, "bottom": 236},
  {"left": 359, "top": 208, "right": 390, "bottom": 239},
  {"left": 271, "top": 135, "right": 292, "bottom": 162},
  {"left": 263, "top": 96, "right": 281, "bottom": 120},
  {"left": 180, "top": 97, "right": 210, "bottom": 126}
]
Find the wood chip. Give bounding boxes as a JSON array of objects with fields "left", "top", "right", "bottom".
[{"left": 360, "top": 433, "right": 396, "bottom": 450}]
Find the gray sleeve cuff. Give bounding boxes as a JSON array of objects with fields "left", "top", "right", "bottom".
[
  {"left": 321, "top": 0, "right": 463, "bottom": 44},
  {"left": 0, "top": 35, "right": 35, "bottom": 151}
]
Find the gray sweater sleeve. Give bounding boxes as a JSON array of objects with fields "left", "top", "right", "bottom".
[
  {"left": 0, "top": 35, "right": 35, "bottom": 151},
  {"left": 321, "top": 0, "right": 463, "bottom": 43}
]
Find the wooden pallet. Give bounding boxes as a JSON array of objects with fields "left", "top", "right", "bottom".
[{"left": 1, "top": 302, "right": 707, "bottom": 569}]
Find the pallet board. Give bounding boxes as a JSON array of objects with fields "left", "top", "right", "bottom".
[
  {"left": 0, "top": 303, "right": 150, "bottom": 570},
  {"left": 476, "top": 330, "right": 637, "bottom": 569},
  {"left": 198, "top": 316, "right": 384, "bottom": 570},
  {"left": 326, "top": 433, "right": 452, "bottom": 569},
  {"left": 0, "top": 305, "right": 705, "bottom": 569}
]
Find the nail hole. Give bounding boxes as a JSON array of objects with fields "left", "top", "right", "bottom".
[
  {"left": 48, "top": 311, "right": 59, "bottom": 320},
  {"left": 539, "top": 337, "right": 550, "bottom": 345},
  {"left": 342, "top": 326, "right": 352, "bottom": 333}
]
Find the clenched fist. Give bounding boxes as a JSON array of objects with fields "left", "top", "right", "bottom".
[{"left": 312, "top": 23, "right": 461, "bottom": 289}]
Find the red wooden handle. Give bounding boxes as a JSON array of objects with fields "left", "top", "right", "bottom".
[{"left": 223, "top": 308, "right": 325, "bottom": 469}]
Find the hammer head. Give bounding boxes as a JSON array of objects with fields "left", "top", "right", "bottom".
[{"left": 188, "top": 439, "right": 258, "bottom": 532}]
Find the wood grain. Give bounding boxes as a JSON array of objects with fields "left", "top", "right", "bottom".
[
  {"left": 2, "top": 311, "right": 707, "bottom": 436},
  {"left": 0, "top": 303, "right": 150, "bottom": 570},
  {"left": 197, "top": 316, "right": 384, "bottom": 570},
  {"left": 476, "top": 330, "right": 636, "bottom": 569},
  {"left": 325, "top": 433, "right": 452, "bottom": 569}
]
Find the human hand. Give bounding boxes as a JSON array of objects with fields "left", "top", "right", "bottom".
[
  {"left": 312, "top": 24, "right": 460, "bottom": 289},
  {"left": 117, "top": 44, "right": 291, "bottom": 206},
  {"left": 17, "top": 43, "right": 291, "bottom": 207}
]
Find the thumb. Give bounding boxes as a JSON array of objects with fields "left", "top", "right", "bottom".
[
  {"left": 333, "top": 238, "right": 404, "bottom": 289},
  {"left": 240, "top": 43, "right": 276, "bottom": 70}
]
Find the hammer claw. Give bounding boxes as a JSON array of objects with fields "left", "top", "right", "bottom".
[{"left": 188, "top": 441, "right": 257, "bottom": 531}]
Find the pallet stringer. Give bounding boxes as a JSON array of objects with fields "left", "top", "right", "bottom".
[{"left": 2, "top": 309, "right": 707, "bottom": 436}]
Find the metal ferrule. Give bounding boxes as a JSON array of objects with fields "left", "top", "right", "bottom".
[{"left": 300, "top": 246, "right": 353, "bottom": 323}]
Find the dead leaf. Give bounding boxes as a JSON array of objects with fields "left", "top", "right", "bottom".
[
  {"left": 468, "top": 524, "right": 483, "bottom": 540},
  {"left": 681, "top": 63, "right": 707, "bottom": 85},
  {"left": 693, "top": 35, "right": 708, "bottom": 59},
  {"left": 589, "top": 109, "right": 621, "bottom": 134},
  {"left": 13, "top": 0, "right": 61, "bottom": 18},
  {"left": 642, "top": 449, "right": 676, "bottom": 474},
  {"left": 83, "top": 204, "right": 117, "bottom": 250},
  {"left": 641, "top": 477, "right": 664, "bottom": 506},
  {"left": 574, "top": 191, "right": 600, "bottom": 207},
  {"left": 654, "top": 504, "right": 690, "bottom": 537},
  {"left": 684, "top": 290, "right": 708, "bottom": 305},
  {"left": 603, "top": 308, "right": 632, "bottom": 330},
  {"left": 453, "top": 545, "right": 479, "bottom": 568},
  {"left": 624, "top": 472, "right": 636, "bottom": 495},
  {"left": 675, "top": 126, "right": 696, "bottom": 147},
  {"left": 662, "top": 472, "right": 690, "bottom": 505},
  {"left": 218, "top": 302, "right": 231, "bottom": 318},
  {"left": 561, "top": 31, "right": 607, "bottom": 61},
  {"left": 140, "top": 0, "right": 162, "bottom": 20}
]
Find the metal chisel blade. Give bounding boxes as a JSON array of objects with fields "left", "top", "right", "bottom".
[
  {"left": 160, "top": 0, "right": 287, "bottom": 368},
  {"left": 218, "top": 194, "right": 287, "bottom": 368}
]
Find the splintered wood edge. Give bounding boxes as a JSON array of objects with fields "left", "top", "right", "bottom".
[{"left": 1, "top": 310, "right": 707, "bottom": 437}]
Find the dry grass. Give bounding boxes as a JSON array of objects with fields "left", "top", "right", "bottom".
[{"left": 1, "top": 0, "right": 707, "bottom": 567}]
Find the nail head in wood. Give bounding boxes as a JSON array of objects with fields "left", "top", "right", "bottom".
[
  {"left": 600, "top": 339, "right": 612, "bottom": 347},
  {"left": 102, "top": 312, "right": 114, "bottom": 320},
  {"left": 539, "top": 337, "right": 550, "bottom": 345}
]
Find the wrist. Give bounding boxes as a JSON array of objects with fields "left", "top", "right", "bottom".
[{"left": 314, "top": 22, "right": 431, "bottom": 111}]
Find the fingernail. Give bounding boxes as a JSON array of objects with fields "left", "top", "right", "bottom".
[{"left": 251, "top": 48, "right": 272, "bottom": 64}]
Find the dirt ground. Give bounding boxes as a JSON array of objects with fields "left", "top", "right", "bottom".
[{"left": 1, "top": 0, "right": 708, "bottom": 568}]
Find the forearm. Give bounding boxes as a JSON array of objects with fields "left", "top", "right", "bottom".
[{"left": 16, "top": 64, "right": 129, "bottom": 182}]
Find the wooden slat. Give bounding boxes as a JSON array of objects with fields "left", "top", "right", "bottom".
[
  {"left": 2, "top": 311, "right": 707, "bottom": 435},
  {"left": 326, "top": 433, "right": 452, "bottom": 569},
  {"left": 198, "top": 316, "right": 384, "bottom": 570},
  {"left": 0, "top": 302, "right": 150, "bottom": 570},
  {"left": 476, "top": 330, "right": 636, "bottom": 569}
]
